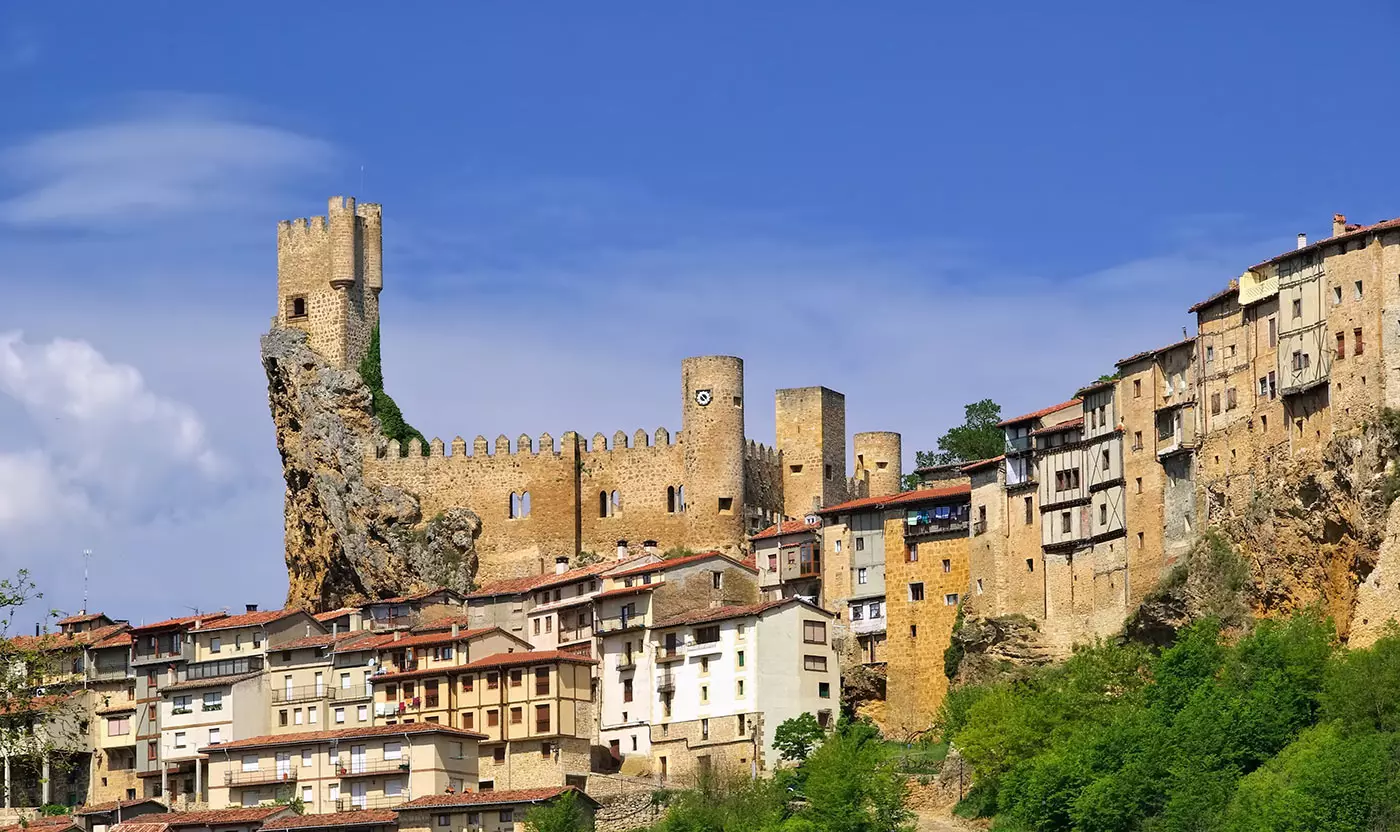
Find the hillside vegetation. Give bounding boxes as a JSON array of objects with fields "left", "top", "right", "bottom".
[{"left": 939, "top": 614, "right": 1400, "bottom": 832}]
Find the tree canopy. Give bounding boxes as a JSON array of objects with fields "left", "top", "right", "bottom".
[{"left": 905, "top": 399, "right": 1003, "bottom": 488}]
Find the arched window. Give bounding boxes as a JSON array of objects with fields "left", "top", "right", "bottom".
[
  {"left": 667, "top": 486, "right": 676, "bottom": 514},
  {"left": 599, "top": 491, "right": 609, "bottom": 518},
  {"left": 677, "top": 485, "right": 686, "bottom": 513},
  {"left": 520, "top": 491, "right": 531, "bottom": 517},
  {"left": 509, "top": 492, "right": 520, "bottom": 519},
  {"left": 611, "top": 490, "right": 621, "bottom": 514}
]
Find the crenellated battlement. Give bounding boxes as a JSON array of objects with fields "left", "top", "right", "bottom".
[
  {"left": 744, "top": 439, "right": 781, "bottom": 467},
  {"left": 277, "top": 215, "right": 330, "bottom": 238}
]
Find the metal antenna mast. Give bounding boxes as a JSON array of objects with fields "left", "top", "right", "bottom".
[{"left": 82, "top": 548, "right": 92, "bottom": 614}]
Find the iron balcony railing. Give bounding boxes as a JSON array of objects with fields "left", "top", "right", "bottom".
[
  {"left": 331, "top": 684, "right": 374, "bottom": 701},
  {"left": 617, "top": 653, "right": 638, "bottom": 670},
  {"left": 654, "top": 645, "right": 684, "bottom": 663},
  {"left": 596, "top": 616, "right": 643, "bottom": 634},
  {"left": 272, "top": 684, "right": 328, "bottom": 704},
  {"left": 336, "top": 760, "right": 412, "bottom": 778},
  {"left": 336, "top": 795, "right": 405, "bottom": 812},
  {"left": 656, "top": 673, "right": 676, "bottom": 693},
  {"left": 904, "top": 518, "right": 969, "bottom": 538},
  {"left": 225, "top": 768, "right": 297, "bottom": 787}
]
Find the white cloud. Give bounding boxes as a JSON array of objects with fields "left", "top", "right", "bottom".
[
  {"left": 0, "top": 102, "right": 333, "bottom": 227},
  {"left": 0, "top": 450, "right": 82, "bottom": 532},
  {"left": 0, "top": 331, "right": 227, "bottom": 531}
]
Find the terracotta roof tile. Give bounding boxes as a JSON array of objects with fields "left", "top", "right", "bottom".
[
  {"left": 0, "top": 817, "right": 79, "bottom": 832},
  {"left": 129, "top": 613, "right": 228, "bottom": 634},
  {"left": 372, "top": 586, "right": 464, "bottom": 604},
  {"left": 750, "top": 519, "right": 819, "bottom": 541},
  {"left": 160, "top": 671, "right": 262, "bottom": 694},
  {"left": 199, "top": 722, "right": 484, "bottom": 753},
  {"left": 461, "top": 650, "right": 597, "bottom": 671},
  {"left": 75, "top": 798, "right": 166, "bottom": 816},
  {"left": 1250, "top": 217, "right": 1400, "bottom": 270},
  {"left": 7, "top": 622, "right": 130, "bottom": 652},
  {"left": 1031, "top": 416, "right": 1084, "bottom": 436},
  {"left": 959, "top": 455, "right": 1004, "bottom": 473},
  {"left": 274, "top": 633, "right": 338, "bottom": 651},
  {"left": 197, "top": 609, "right": 300, "bottom": 632},
  {"left": 594, "top": 585, "right": 655, "bottom": 600},
  {"left": 467, "top": 558, "right": 646, "bottom": 600},
  {"left": 312, "top": 607, "right": 357, "bottom": 623},
  {"left": 998, "top": 398, "right": 1082, "bottom": 427},
  {"left": 817, "top": 483, "right": 971, "bottom": 516},
  {"left": 1116, "top": 336, "right": 1197, "bottom": 368},
  {"left": 57, "top": 612, "right": 108, "bottom": 626},
  {"left": 112, "top": 806, "right": 288, "bottom": 827},
  {"left": 653, "top": 597, "right": 829, "bottom": 629},
  {"left": 609, "top": 551, "right": 753, "bottom": 579},
  {"left": 397, "top": 785, "right": 593, "bottom": 810},
  {"left": 1187, "top": 283, "right": 1239, "bottom": 313},
  {"left": 262, "top": 810, "right": 398, "bottom": 829}
]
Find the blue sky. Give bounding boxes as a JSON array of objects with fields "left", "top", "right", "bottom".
[{"left": 2, "top": 2, "right": 1398, "bottom": 625}]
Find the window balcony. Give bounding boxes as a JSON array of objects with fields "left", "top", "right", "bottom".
[
  {"left": 272, "top": 684, "right": 328, "bottom": 704},
  {"left": 331, "top": 685, "right": 373, "bottom": 702},
  {"left": 226, "top": 768, "right": 297, "bottom": 787},
  {"left": 336, "top": 761, "right": 411, "bottom": 778},
  {"left": 336, "top": 795, "right": 405, "bottom": 812},
  {"left": 656, "top": 673, "right": 676, "bottom": 694},
  {"left": 596, "top": 616, "right": 643, "bottom": 634},
  {"left": 617, "top": 654, "right": 638, "bottom": 670},
  {"left": 903, "top": 518, "right": 969, "bottom": 539},
  {"left": 1005, "top": 435, "right": 1032, "bottom": 453},
  {"left": 186, "top": 657, "right": 263, "bottom": 681},
  {"left": 654, "top": 646, "right": 685, "bottom": 664}
]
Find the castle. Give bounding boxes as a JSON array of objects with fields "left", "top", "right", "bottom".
[{"left": 275, "top": 196, "right": 906, "bottom": 583}]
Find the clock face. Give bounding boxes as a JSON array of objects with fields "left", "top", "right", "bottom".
[{"left": 694, "top": 389, "right": 713, "bottom": 407}]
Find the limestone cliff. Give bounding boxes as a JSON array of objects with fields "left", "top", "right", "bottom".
[{"left": 262, "top": 326, "right": 480, "bottom": 610}]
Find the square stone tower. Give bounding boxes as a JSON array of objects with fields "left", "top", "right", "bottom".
[
  {"left": 276, "top": 196, "right": 383, "bottom": 370},
  {"left": 776, "top": 386, "right": 847, "bottom": 517}
]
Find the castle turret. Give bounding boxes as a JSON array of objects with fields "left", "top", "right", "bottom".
[
  {"left": 681, "top": 356, "right": 747, "bottom": 553},
  {"left": 276, "top": 195, "right": 382, "bottom": 370},
  {"left": 776, "top": 386, "right": 847, "bottom": 516},
  {"left": 854, "top": 431, "right": 903, "bottom": 498}
]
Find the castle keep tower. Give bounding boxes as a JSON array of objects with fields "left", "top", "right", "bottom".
[
  {"left": 276, "top": 195, "right": 382, "bottom": 370},
  {"left": 776, "top": 387, "right": 848, "bottom": 517},
  {"left": 681, "top": 356, "right": 748, "bottom": 552},
  {"left": 854, "top": 431, "right": 903, "bottom": 498}
]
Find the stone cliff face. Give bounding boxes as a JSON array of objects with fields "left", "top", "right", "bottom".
[{"left": 262, "top": 326, "right": 481, "bottom": 610}]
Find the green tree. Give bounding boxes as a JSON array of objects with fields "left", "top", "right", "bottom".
[
  {"left": 525, "top": 789, "right": 593, "bottom": 832},
  {"left": 905, "top": 399, "right": 1003, "bottom": 488},
  {"left": 799, "top": 718, "right": 914, "bottom": 832},
  {"left": 773, "top": 712, "right": 826, "bottom": 762},
  {"left": 358, "top": 326, "right": 428, "bottom": 456}
]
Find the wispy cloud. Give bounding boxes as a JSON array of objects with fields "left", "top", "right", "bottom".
[{"left": 0, "top": 98, "right": 334, "bottom": 227}]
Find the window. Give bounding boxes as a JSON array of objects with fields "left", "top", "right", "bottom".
[
  {"left": 535, "top": 668, "right": 550, "bottom": 695},
  {"left": 856, "top": 567, "right": 868, "bottom": 585},
  {"left": 905, "top": 544, "right": 918, "bottom": 563},
  {"left": 1210, "top": 393, "right": 1221, "bottom": 415},
  {"left": 824, "top": 464, "right": 833, "bottom": 480},
  {"left": 941, "top": 558, "right": 951, "bottom": 573},
  {"left": 209, "top": 637, "right": 221, "bottom": 654},
  {"left": 1206, "top": 345, "right": 1215, "bottom": 363},
  {"left": 1061, "top": 512, "right": 1071, "bottom": 533},
  {"left": 1135, "top": 477, "right": 1143, "bottom": 494},
  {"left": 289, "top": 295, "right": 308, "bottom": 319},
  {"left": 945, "top": 593, "right": 959, "bottom": 606},
  {"left": 1099, "top": 504, "right": 1107, "bottom": 526},
  {"left": 737, "top": 649, "right": 745, "bottom": 667},
  {"left": 803, "top": 620, "right": 827, "bottom": 644},
  {"left": 695, "top": 625, "right": 720, "bottom": 644},
  {"left": 107, "top": 716, "right": 130, "bottom": 736},
  {"left": 1226, "top": 388, "right": 1237, "bottom": 410},
  {"left": 1333, "top": 285, "right": 1343, "bottom": 305},
  {"left": 1027, "top": 557, "right": 1035, "bottom": 572},
  {"left": 1053, "top": 469, "right": 1080, "bottom": 491},
  {"left": 804, "top": 655, "right": 828, "bottom": 672},
  {"left": 510, "top": 707, "right": 523, "bottom": 725},
  {"left": 869, "top": 602, "right": 882, "bottom": 619},
  {"left": 147, "top": 744, "right": 157, "bottom": 762},
  {"left": 1260, "top": 376, "right": 1269, "bottom": 396},
  {"left": 1268, "top": 371, "right": 1277, "bottom": 399},
  {"left": 1337, "top": 331, "right": 1346, "bottom": 359},
  {"left": 1133, "top": 431, "right": 1143, "bottom": 450},
  {"left": 536, "top": 704, "right": 550, "bottom": 732},
  {"left": 855, "top": 537, "right": 865, "bottom": 552},
  {"left": 834, "top": 539, "right": 842, "bottom": 553},
  {"left": 1101, "top": 449, "right": 1110, "bottom": 471},
  {"left": 819, "top": 682, "right": 831, "bottom": 699},
  {"left": 976, "top": 578, "right": 985, "bottom": 594},
  {"left": 1355, "top": 328, "right": 1364, "bottom": 356},
  {"left": 279, "top": 710, "right": 288, "bottom": 727},
  {"left": 1293, "top": 351, "right": 1310, "bottom": 371},
  {"left": 383, "top": 741, "right": 402, "bottom": 760},
  {"left": 790, "top": 464, "right": 803, "bottom": 474},
  {"left": 301, "top": 748, "right": 313, "bottom": 767},
  {"left": 700, "top": 685, "right": 709, "bottom": 703},
  {"left": 1025, "top": 496, "right": 1034, "bottom": 524},
  {"left": 308, "top": 706, "right": 318, "bottom": 724},
  {"left": 910, "top": 625, "right": 918, "bottom": 638},
  {"left": 598, "top": 492, "right": 610, "bottom": 518},
  {"left": 1133, "top": 379, "right": 1141, "bottom": 397},
  {"left": 510, "top": 669, "right": 523, "bottom": 687},
  {"left": 623, "top": 679, "right": 633, "bottom": 702},
  {"left": 1268, "top": 317, "right": 1277, "bottom": 347},
  {"left": 294, "top": 709, "right": 303, "bottom": 725},
  {"left": 718, "top": 497, "right": 734, "bottom": 514},
  {"left": 701, "top": 718, "right": 710, "bottom": 740},
  {"left": 1293, "top": 299, "right": 1302, "bottom": 318},
  {"left": 487, "top": 709, "right": 499, "bottom": 727},
  {"left": 909, "top": 582, "right": 925, "bottom": 602},
  {"left": 462, "top": 712, "right": 474, "bottom": 730},
  {"left": 1355, "top": 280, "right": 1364, "bottom": 300},
  {"left": 711, "top": 571, "right": 722, "bottom": 589},
  {"left": 851, "top": 605, "right": 864, "bottom": 620},
  {"left": 174, "top": 732, "right": 186, "bottom": 749},
  {"left": 699, "top": 656, "right": 710, "bottom": 675}
]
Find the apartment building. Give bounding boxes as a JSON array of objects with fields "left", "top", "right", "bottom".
[
  {"left": 647, "top": 598, "right": 838, "bottom": 782},
  {"left": 363, "top": 589, "right": 468, "bottom": 633},
  {"left": 267, "top": 630, "right": 381, "bottom": 736},
  {"left": 594, "top": 551, "right": 760, "bottom": 775},
  {"left": 203, "top": 724, "right": 479, "bottom": 813},
  {"left": 85, "top": 623, "right": 139, "bottom": 804},
  {"left": 395, "top": 786, "right": 598, "bottom": 832},
  {"left": 751, "top": 520, "right": 822, "bottom": 603},
  {"left": 817, "top": 497, "right": 890, "bottom": 665},
  {"left": 368, "top": 627, "right": 530, "bottom": 724}
]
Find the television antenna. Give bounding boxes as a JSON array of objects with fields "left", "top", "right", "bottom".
[{"left": 82, "top": 549, "right": 92, "bottom": 614}]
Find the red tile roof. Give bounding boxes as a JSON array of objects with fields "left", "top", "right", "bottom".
[
  {"left": 161, "top": 671, "right": 262, "bottom": 694},
  {"left": 57, "top": 612, "right": 109, "bottom": 626},
  {"left": 199, "top": 722, "right": 484, "bottom": 752},
  {"left": 653, "top": 597, "right": 828, "bottom": 629},
  {"left": 1031, "top": 416, "right": 1084, "bottom": 436},
  {"left": 274, "top": 633, "right": 338, "bottom": 651},
  {"left": 372, "top": 586, "right": 465, "bottom": 604},
  {"left": 467, "top": 557, "right": 645, "bottom": 600},
  {"left": 112, "top": 806, "right": 288, "bottom": 828},
  {"left": 998, "top": 398, "right": 1082, "bottom": 427},
  {"left": 129, "top": 613, "right": 228, "bottom": 634},
  {"left": 262, "top": 810, "right": 398, "bottom": 829},
  {"left": 312, "top": 607, "right": 357, "bottom": 623},
  {"left": 817, "top": 483, "right": 971, "bottom": 516},
  {"left": 197, "top": 609, "right": 301, "bottom": 632},
  {"left": 594, "top": 584, "right": 655, "bottom": 600},
  {"left": 362, "top": 628, "right": 498, "bottom": 651},
  {"left": 608, "top": 551, "right": 753, "bottom": 579},
  {"left": 0, "top": 817, "right": 79, "bottom": 832},
  {"left": 1187, "top": 283, "right": 1239, "bottom": 313},
  {"left": 749, "top": 519, "right": 819, "bottom": 541},
  {"left": 397, "top": 785, "right": 594, "bottom": 810},
  {"left": 76, "top": 798, "right": 167, "bottom": 816},
  {"left": 462, "top": 649, "right": 597, "bottom": 671},
  {"left": 960, "top": 455, "right": 1004, "bottom": 473},
  {"left": 1116, "top": 336, "right": 1197, "bottom": 368},
  {"left": 7, "top": 622, "right": 130, "bottom": 652},
  {"left": 1250, "top": 217, "right": 1400, "bottom": 270}
]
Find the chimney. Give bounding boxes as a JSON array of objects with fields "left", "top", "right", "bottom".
[
  {"left": 245, "top": 604, "right": 258, "bottom": 613},
  {"left": 34, "top": 623, "right": 39, "bottom": 637},
  {"left": 555, "top": 556, "right": 569, "bottom": 575},
  {"left": 332, "top": 622, "right": 339, "bottom": 638},
  {"left": 193, "top": 618, "right": 201, "bottom": 630},
  {"left": 616, "top": 540, "right": 629, "bottom": 561},
  {"left": 393, "top": 631, "right": 402, "bottom": 642},
  {"left": 643, "top": 540, "right": 658, "bottom": 555},
  {"left": 451, "top": 623, "right": 460, "bottom": 638},
  {"left": 349, "top": 609, "right": 363, "bottom": 631},
  {"left": 1333, "top": 214, "right": 1347, "bottom": 237},
  {"left": 1297, "top": 233, "right": 1307, "bottom": 250}
]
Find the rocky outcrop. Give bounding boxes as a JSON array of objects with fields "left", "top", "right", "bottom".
[
  {"left": 262, "top": 326, "right": 480, "bottom": 610},
  {"left": 946, "top": 615, "right": 1054, "bottom": 687}
]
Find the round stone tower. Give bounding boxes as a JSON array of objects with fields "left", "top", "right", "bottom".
[
  {"left": 854, "top": 431, "right": 903, "bottom": 497},
  {"left": 681, "top": 356, "right": 747, "bottom": 553}
]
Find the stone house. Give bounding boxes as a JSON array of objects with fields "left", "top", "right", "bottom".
[{"left": 394, "top": 785, "right": 598, "bottom": 832}]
